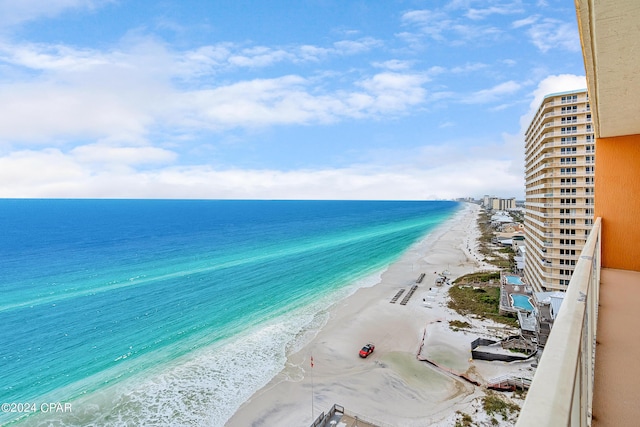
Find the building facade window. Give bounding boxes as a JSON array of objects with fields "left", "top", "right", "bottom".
[
  {"left": 561, "top": 178, "right": 577, "bottom": 185},
  {"left": 560, "top": 249, "right": 577, "bottom": 255},
  {"left": 561, "top": 167, "right": 577, "bottom": 175}
]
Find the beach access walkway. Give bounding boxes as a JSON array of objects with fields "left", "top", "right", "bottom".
[
  {"left": 388, "top": 273, "right": 427, "bottom": 305},
  {"left": 310, "top": 404, "right": 386, "bottom": 427}
]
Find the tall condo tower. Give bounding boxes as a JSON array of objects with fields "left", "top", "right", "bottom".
[{"left": 524, "top": 89, "right": 595, "bottom": 292}]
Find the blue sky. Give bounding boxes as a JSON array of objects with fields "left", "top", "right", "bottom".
[{"left": 0, "top": 0, "right": 587, "bottom": 200}]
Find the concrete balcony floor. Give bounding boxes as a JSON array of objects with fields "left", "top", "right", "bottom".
[{"left": 593, "top": 268, "right": 640, "bottom": 426}]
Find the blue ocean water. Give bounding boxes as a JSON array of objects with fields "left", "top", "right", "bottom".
[{"left": 0, "top": 199, "right": 459, "bottom": 426}]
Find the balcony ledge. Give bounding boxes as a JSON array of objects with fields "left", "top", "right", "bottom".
[{"left": 592, "top": 268, "right": 640, "bottom": 426}]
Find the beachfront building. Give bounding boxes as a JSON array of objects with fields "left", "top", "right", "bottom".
[
  {"left": 482, "top": 195, "right": 516, "bottom": 211},
  {"left": 523, "top": 89, "right": 595, "bottom": 292},
  {"left": 517, "top": 0, "right": 640, "bottom": 425},
  {"left": 493, "top": 197, "right": 516, "bottom": 211}
]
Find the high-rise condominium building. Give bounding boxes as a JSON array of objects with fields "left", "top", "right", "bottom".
[
  {"left": 491, "top": 197, "right": 516, "bottom": 211},
  {"left": 523, "top": 89, "right": 595, "bottom": 292},
  {"left": 483, "top": 195, "right": 516, "bottom": 211}
]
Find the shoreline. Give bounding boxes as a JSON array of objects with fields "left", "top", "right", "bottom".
[{"left": 226, "top": 202, "right": 520, "bottom": 426}]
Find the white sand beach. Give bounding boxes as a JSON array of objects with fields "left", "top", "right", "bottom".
[{"left": 226, "top": 203, "right": 530, "bottom": 427}]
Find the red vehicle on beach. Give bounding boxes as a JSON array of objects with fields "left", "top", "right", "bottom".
[{"left": 359, "top": 343, "right": 375, "bottom": 358}]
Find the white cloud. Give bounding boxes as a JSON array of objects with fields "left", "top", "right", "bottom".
[
  {"left": 176, "top": 75, "right": 331, "bottom": 128},
  {"left": 297, "top": 44, "right": 332, "bottom": 61},
  {"left": 0, "top": 2, "right": 582, "bottom": 201},
  {"left": 0, "top": 146, "right": 524, "bottom": 200},
  {"left": 167, "top": 71, "right": 429, "bottom": 131},
  {"left": 527, "top": 19, "right": 580, "bottom": 53},
  {"left": 176, "top": 44, "right": 233, "bottom": 78},
  {"left": 401, "top": 9, "right": 452, "bottom": 42},
  {"left": 228, "top": 47, "right": 294, "bottom": 68},
  {"left": 70, "top": 144, "right": 177, "bottom": 166},
  {"left": 401, "top": 6, "right": 508, "bottom": 46},
  {"left": 0, "top": 0, "right": 112, "bottom": 27},
  {"left": 372, "top": 59, "right": 413, "bottom": 71},
  {"left": 356, "top": 72, "right": 428, "bottom": 113},
  {"left": 451, "top": 62, "right": 488, "bottom": 73},
  {"left": 0, "top": 34, "right": 435, "bottom": 145},
  {"left": 0, "top": 80, "right": 158, "bottom": 142},
  {"left": 512, "top": 15, "right": 539, "bottom": 29},
  {"left": 401, "top": 9, "right": 445, "bottom": 25},
  {"left": 332, "top": 38, "right": 382, "bottom": 55},
  {"left": 0, "top": 41, "right": 110, "bottom": 71},
  {"left": 466, "top": 5, "right": 524, "bottom": 21},
  {"left": 463, "top": 80, "right": 522, "bottom": 104}
]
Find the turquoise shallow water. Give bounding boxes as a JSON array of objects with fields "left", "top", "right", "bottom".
[{"left": 0, "top": 199, "right": 459, "bottom": 426}]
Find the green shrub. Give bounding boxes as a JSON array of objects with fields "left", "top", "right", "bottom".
[
  {"left": 448, "top": 285, "right": 518, "bottom": 327},
  {"left": 449, "top": 320, "right": 471, "bottom": 330},
  {"left": 454, "top": 411, "right": 474, "bottom": 427},
  {"left": 483, "top": 392, "right": 521, "bottom": 420}
]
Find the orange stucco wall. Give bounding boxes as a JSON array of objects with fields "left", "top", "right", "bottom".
[{"left": 595, "top": 134, "right": 640, "bottom": 270}]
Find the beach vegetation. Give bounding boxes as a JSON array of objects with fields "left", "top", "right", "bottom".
[
  {"left": 477, "top": 209, "right": 520, "bottom": 270},
  {"left": 454, "top": 411, "right": 475, "bottom": 427},
  {"left": 513, "top": 388, "right": 529, "bottom": 400},
  {"left": 447, "top": 283, "right": 518, "bottom": 327},
  {"left": 453, "top": 271, "right": 500, "bottom": 285},
  {"left": 513, "top": 388, "right": 528, "bottom": 399},
  {"left": 482, "top": 391, "right": 521, "bottom": 421},
  {"left": 449, "top": 320, "right": 471, "bottom": 330}
]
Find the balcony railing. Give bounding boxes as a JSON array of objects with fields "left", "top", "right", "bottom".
[{"left": 516, "top": 217, "right": 601, "bottom": 426}]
